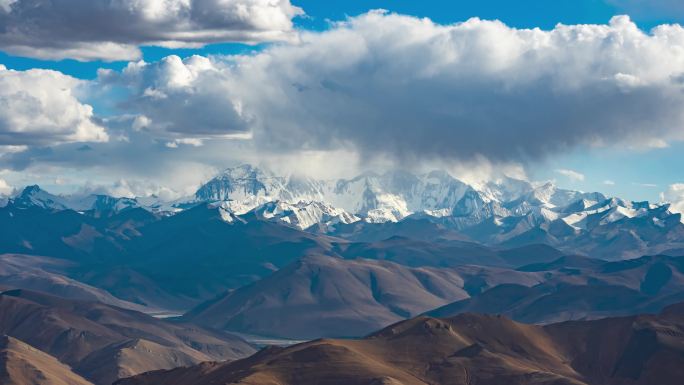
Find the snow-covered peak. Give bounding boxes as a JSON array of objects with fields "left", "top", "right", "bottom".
[
  {"left": 11, "top": 185, "right": 70, "bottom": 210},
  {"left": 481, "top": 176, "right": 534, "bottom": 203},
  {"left": 251, "top": 200, "right": 360, "bottom": 230},
  {"left": 452, "top": 188, "right": 506, "bottom": 220},
  {"left": 9, "top": 185, "right": 141, "bottom": 213},
  {"left": 523, "top": 183, "right": 606, "bottom": 209},
  {"left": 195, "top": 164, "right": 283, "bottom": 202},
  {"left": 68, "top": 194, "right": 139, "bottom": 212}
]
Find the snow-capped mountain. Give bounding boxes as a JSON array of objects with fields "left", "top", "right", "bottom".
[
  {"left": 7, "top": 165, "right": 682, "bottom": 259},
  {"left": 187, "top": 165, "right": 683, "bottom": 258},
  {"left": 250, "top": 200, "right": 360, "bottom": 230},
  {"left": 10, "top": 185, "right": 71, "bottom": 210},
  {"left": 8, "top": 185, "right": 139, "bottom": 213},
  {"left": 189, "top": 164, "right": 681, "bottom": 229},
  {"left": 192, "top": 165, "right": 472, "bottom": 222}
]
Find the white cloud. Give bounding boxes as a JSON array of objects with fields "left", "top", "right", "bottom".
[
  {"left": 604, "top": 180, "right": 616, "bottom": 186},
  {"left": 102, "top": 12, "right": 684, "bottom": 166},
  {"left": 7, "top": 12, "right": 684, "bottom": 185},
  {"left": 103, "top": 179, "right": 180, "bottom": 200},
  {"left": 0, "top": 0, "right": 303, "bottom": 61},
  {"left": 0, "top": 177, "right": 12, "bottom": 195},
  {"left": 635, "top": 182, "right": 658, "bottom": 188},
  {"left": 166, "top": 138, "right": 204, "bottom": 148},
  {"left": 0, "top": 66, "right": 108, "bottom": 147},
  {"left": 555, "top": 169, "right": 585, "bottom": 182},
  {"left": 661, "top": 183, "right": 684, "bottom": 216},
  {"left": 100, "top": 55, "right": 250, "bottom": 140},
  {"left": 132, "top": 115, "right": 151, "bottom": 131}
]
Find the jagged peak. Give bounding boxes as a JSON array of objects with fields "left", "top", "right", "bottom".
[
  {"left": 216, "top": 164, "right": 275, "bottom": 179},
  {"left": 20, "top": 184, "right": 44, "bottom": 195}
]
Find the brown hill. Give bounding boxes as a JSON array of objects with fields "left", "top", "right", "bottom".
[
  {"left": 0, "top": 289, "right": 256, "bottom": 385},
  {"left": 184, "top": 255, "right": 543, "bottom": 338},
  {"left": 0, "top": 335, "right": 94, "bottom": 385},
  {"left": 117, "top": 306, "right": 684, "bottom": 385}
]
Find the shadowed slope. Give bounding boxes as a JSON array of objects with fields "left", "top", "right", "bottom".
[
  {"left": 429, "top": 254, "right": 684, "bottom": 324},
  {"left": 184, "top": 255, "right": 543, "bottom": 338}
]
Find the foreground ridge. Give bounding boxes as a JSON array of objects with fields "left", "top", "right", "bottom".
[{"left": 117, "top": 303, "right": 684, "bottom": 385}]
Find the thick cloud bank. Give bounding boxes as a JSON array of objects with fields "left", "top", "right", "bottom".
[
  {"left": 0, "top": 65, "right": 108, "bottom": 146},
  {"left": 105, "top": 12, "right": 684, "bottom": 164},
  {"left": 3, "top": 12, "right": 684, "bottom": 191},
  {"left": 0, "top": 0, "right": 302, "bottom": 61}
]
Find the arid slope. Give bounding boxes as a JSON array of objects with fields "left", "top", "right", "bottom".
[
  {"left": 0, "top": 335, "right": 94, "bottom": 385},
  {"left": 118, "top": 304, "right": 684, "bottom": 385}
]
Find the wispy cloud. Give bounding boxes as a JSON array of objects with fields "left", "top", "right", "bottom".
[
  {"left": 603, "top": 180, "right": 616, "bottom": 186},
  {"left": 555, "top": 169, "right": 585, "bottom": 182}
]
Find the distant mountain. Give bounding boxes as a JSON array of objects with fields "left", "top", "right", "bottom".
[
  {"left": 0, "top": 195, "right": 569, "bottom": 313},
  {"left": 116, "top": 305, "right": 684, "bottom": 385},
  {"left": 193, "top": 165, "right": 472, "bottom": 221},
  {"left": 0, "top": 254, "right": 148, "bottom": 311},
  {"left": 184, "top": 253, "right": 684, "bottom": 339},
  {"left": 0, "top": 289, "right": 255, "bottom": 385},
  {"left": 0, "top": 335, "right": 94, "bottom": 385},
  {"left": 190, "top": 165, "right": 608, "bottom": 224},
  {"left": 1, "top": 165, "right": 682, "bottom": 316},
  {"left": 188, "top": 165, "right": 684, "bottom": 259},
  {"left": 428, "top": 254, "right": 684, "bottom": 323},
  {"left": 6, "top": 166, "right": 683, "bottom": 259},
  {"left": 183, "top": 255, "right": 546, "bottom": 339},
  {"left": 0, "top": 199, "right": 159, "bottom": 264},
  {"left": 8, "top": 185, "right": 139, "bottom": 214},
  {"left": 336, "top": 237, "right": 563, "bottom": 269},
  {"left": 250, "top": 200, "right": 360, "bottom": 230}
]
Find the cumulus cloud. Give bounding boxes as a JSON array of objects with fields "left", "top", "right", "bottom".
[
  {"left": 5, "top": 12, "right": 684, "bottom": 186},
  {"left": 0, "top": 0, "right": 303, "bottom": 61},
  {"left": 556, "top": 169, "right": 585, "bottom": 182},
  {"left": 0, "top": 65, "right": 108, "bottom": 147},
  {"left": 102, "top": 12, "right": 684, "bottom": 166},
  {"left": 99, "top": 55, "right": 250, "bottom": 141},
  {"left": 661, "top": 183, "right": 684, "bottom": 215}
]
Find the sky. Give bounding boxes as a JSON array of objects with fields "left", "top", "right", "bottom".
[{"left": 0, "top": 0, "right": 683, "bottom": 208}]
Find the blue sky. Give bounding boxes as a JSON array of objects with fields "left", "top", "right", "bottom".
[{"left": 0, "top": 0, "right": 682, "bottom": 203}]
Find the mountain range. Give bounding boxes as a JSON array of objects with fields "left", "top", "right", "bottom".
[
  {"left": 1, "top": 165, "right": 683, "bottom": 327},
  {"left": 3, "top": 164, "right": 682, "bottom": 260}
]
